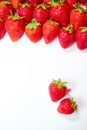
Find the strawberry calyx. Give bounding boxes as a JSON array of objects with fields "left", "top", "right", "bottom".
[
  {"left": 73, "top": 3, "right": 86, "bottom": 13},
  {"left": 59, "top": 0, "right": 65, "bottom": 3},
  {"left": 26, "top": 18, "right": 41, "bottom": 29},
  {"left": 50, "top": 0, "right": 65, "bottom": 6},
  {"left": 19, "top": 3, "right": 31, "bottom": 8},
  {"left": 70, "top": 98, "right": 77, "bottom": 110},
  {"left": 49, "top": 0, "right": 59, "bottom": 6},
  {"left": 0, "top": 1, "right": 11, "bottom": 5},
  {"left": 80, "top": 26, "right": 87, "bottom": 32},
  {"left": 63, "top": 25, "right": 73, "bottom": 33},
  {"left": 47, "top": 19, "right": 59, "bottom": 25},
  {"left": 52, "top": 79, "right": 67, "bottom": 88},
  {"left": 36, "top": 4, "right": 49, "bottom": 9},
  {"left": 8, "top": 11, "right": 23, "bottom": 20}
]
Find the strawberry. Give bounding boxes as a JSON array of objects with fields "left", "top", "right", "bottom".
[
  {"left": 44, "top": 0, "right": 51, "bottom": 5},
  {"left": 33, "top": 4, "right": 49, "bottom": 24},
  {"left": 10, "top": 0, "right": 23, "bottom": 9},
  {"left": 76, "top": 26, "right": 87, "bottom": 50},
  {"left": 49, "top": 79, "right": 68, "bottom": 102},
  {"left": 86, "top": 2, "right": 87, "bottom": 8},
  {"left": 25, "top": 18, "right": 43, "bottom": 43},
  {"left": 79, "top": 0, "right": 86, "bottom": 4},
  {"left": 0, "top": 1, "right": 14, "bottom": 21},
  {"left": 28, "top": 0, "right": 43, "bottom": 5},
  {"left": 5, "top": 13, "right": 25, "bottom": 41},
  {"left": 49, "top": 0, "right": 70, "bottom": 27},
  {"left": 58, "top": 25, "right": 75, "bottom": 48},
  {"left": 18, "top": 3, "right": 33, "bottom": 23},
  {"left": 42, "top": 19, "right": 59, "bottom": 44},
  {"left": 66, "top": 0, "right": 78, "bottom": 9},
  {"left": 70, "top": 3, "right": 87, "bottom": 31},
  {"left": 57, "top": 98, "right": 77, "bottom": 114},
  {"left": 0, "top": 18, "right": 6, "bottom": 39}
]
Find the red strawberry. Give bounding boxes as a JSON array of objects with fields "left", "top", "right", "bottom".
[
  {"left": 0, "top": 1, "right": 14, "bottom": 21},
  {"left": 28, "top": 0, "right": 43, "bottom": 5},
  {"left": 42, "top": 19, "right": 59, "bottom": 44},
  {"left": 10, "top": 0, "right": 23, "bottom": 9},
  {"left": 49, "top": 79, "right": 68, "bottom": 102},
  {"left": 18, "top": 3, "right": 33, "bottom": 23},
  {"left": 86, "top": 2, "right": 87, "bottom": 8},
  {"left": 79, "top": 0, "right": 86, "bottom": 4},
  {"left": 0, "top": 18, "right": 6, "bottom": 39},
  {"left": 57, "top": 98, "right": 77, "bottom": 114},
  {"left": 70, "top": 3, "right": 87, "bottom": 31},
  {"left": 76, "top": 26, "right": 87, "bottom": 50},
  {"left": 50, "top": 0, "right": 70, "bottom": 27},
  {"left": 33, "top": 4, "right": 49, "bottom": 24},
  {"left": 44, "top": 0, "right": 51, "bottom": 5},
  {"left": 58, "top": 25, "right": 75, "bottom": 48},
  {"left": 5, "top": 13, "right": 25, "bottom": 42},
  {"left": 25, "top": 18, "right": 42, "bottom": 43},
  {"left": 66, "top": 0, "right": 78, "bottom": 9}
]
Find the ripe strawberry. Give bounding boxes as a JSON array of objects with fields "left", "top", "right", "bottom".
[
  {"left": 28, "top": 0, "right": 43, "bottom": 5},
  {"left": 42, "top": 20, "right": 59, "bottom": 44},
  {"left": 49, "top": 79, "right": 68, "bottom": 102},
  {"left": 5, "top": 13, "right": 25, "bottom": 42},
  {"left": 79, "top": 0, "right": 86, "bottom": 4},
  {"left": 76, "top": 26, "right": 87, "bottom": 50},
  {"left": 0, "top": 1, "right": 14, "bottom": 21},
  {"left": 86, "top": 2, "right": 87, "bottom": 8},
  {"left": 18, "top": 3, "right": 33, "bottom": 23},
  {"left": 57, "top": 98, "right": 77, "bottom": 114},
  {"left": 70, "top": 3, "right": 87, "bottom": 31},
  {"left": 58, "top": 25, "right": 75, "bottom": 48},
  {"left": 10, "top": 0, "right": 23, "bottom": 9},
  {"left": 0, "top": 18, "right": 6, "bottom": 39},
  {"left": 25, "top": 18, "right": 42, "bottom": 43},
  {"left": 66, "top": 0, "right": 78, "bottom": 9},
  {"left": 33, "top": 4, "right": 49, "bottom": 24},
  {"left": 44, "top": 0, "right": 51, "bottom": 5},
  {"left": 50, "top": 0, "right": 70, "bottom": 27}
]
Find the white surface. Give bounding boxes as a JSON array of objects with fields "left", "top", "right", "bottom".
[{"left": 0, "top": 33, "right": 87, "bottom": 130}]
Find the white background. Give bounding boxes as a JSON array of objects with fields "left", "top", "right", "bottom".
[{"left": 0, "top": 33, "right": 87, "bottom": 130}]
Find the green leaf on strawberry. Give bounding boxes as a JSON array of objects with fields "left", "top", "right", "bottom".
[
  {"left": 0, "top": 1, "right": 11, "bottom": 5},
  {"left": 36, "top": 4, "right": 49, "bottom": 9},
  {"left": 26, "top": 18, "right": 41, "bottom": 29},
  {"left": 73, "top": 3, "right": 86, "bottom": 13},
  {"left": 19, "top": 2, "right": 32, "bottom": 8},
  {"left": 80, "top": 26, "right": 87, "bottom": 32},
  {"left": 52, "top": 79, "right": 67, "bottom": 89},
  {"left": 63, "top": 25, "right": 73, "bottom": 33}
]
